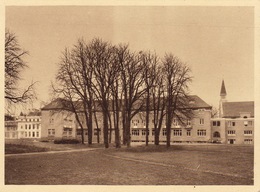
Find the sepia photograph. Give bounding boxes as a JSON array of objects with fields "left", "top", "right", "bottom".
[{"left": 2, "top": 1, "right": 259, "bottom": 191}]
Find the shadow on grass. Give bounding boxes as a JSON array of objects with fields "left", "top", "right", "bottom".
[
  {"left": 5, "top": 144, "right": 49, "bottom": 154},
  {"left": 113, "top": 144, "right": 185, "bottom": 153}
]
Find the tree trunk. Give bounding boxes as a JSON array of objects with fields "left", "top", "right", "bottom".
[
  {"left": 145, "top": 93, "right": 150, "bottom": 146},
  {"left": 126, "top": 112, "right": 131, "bottom": 147},
  {"left": 155, "top": 129, "right": 160, "bottom": 145},
  {"left": 93, "top": 110, "right": 100, "bottom": 143},
  {"left": 87, "top": 110, "right": 93, "bottom": 145},
  {"left": 103, "top": 111, "right": 109, "bottom": 148}
]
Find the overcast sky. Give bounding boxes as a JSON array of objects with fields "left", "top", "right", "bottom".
[{"left": 5, "top": 6, "right": 254, "bottom": 111}]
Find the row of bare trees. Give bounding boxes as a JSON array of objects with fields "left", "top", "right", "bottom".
[{"left": 53, "top": 38, "right": 192, "bottom": 148}]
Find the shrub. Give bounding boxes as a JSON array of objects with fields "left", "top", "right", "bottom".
[
  {"left": 40, "top": 140, "right": 49, "bottom": 143},
  {"left": 54, "top": 138, "right": 80, "bottom": 144}
]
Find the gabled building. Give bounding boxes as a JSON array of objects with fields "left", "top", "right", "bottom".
[
  {"left": 211, "top": 80, "right": 254, "bottom": 144},
  {"left": 41, "top": 95, "right": 212, "bottom": 144}
]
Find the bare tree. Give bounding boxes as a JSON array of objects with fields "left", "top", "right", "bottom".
[
  {"left": 141, "top": 51, "right": 159, "bottom": 146},
  {"left": 5, "top": 29, "right": 36, "bottom": 106},
  {"left": 162, "top": 54, "right": 192, "bottom": 147},
  {"left": 90, "top": 38, "right": 119, "bottom": 148},
  {"left": 110, "top": 75, "right": 122, "bottom": 148},
  {"left": 115, "top": 45, "right": 147, "bottom": 147},
  {"left": 54, "top": 39, "right": 95, "bottom": 144},
  {"left": 151, "top": 65, "right": 167, "bottom": 145}
]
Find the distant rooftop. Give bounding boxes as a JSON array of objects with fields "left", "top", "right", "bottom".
[{"left": 222, "top": 101, "right": 254, "bottom": 118}]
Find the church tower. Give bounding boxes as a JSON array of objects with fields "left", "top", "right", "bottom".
[{"left": 219, "top": 80, "right": 227, "bottom": 117}]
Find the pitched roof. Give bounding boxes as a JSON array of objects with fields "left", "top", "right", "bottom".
[
  {"left": 42, "top": 95, "right": 211, "bottom": 112},
  {"left": 187, "top": 95, "right": 212, "bottom": 109},
  {"left": 222, "top": 101, "right": 254, "bottom": 118},
  {"left": 41, "top": 98, "right": 72, "bottom": 110},
  {"left": 220, "top": 80, "right": 227, "bottom": 96},
  {"left": 28, "top": 111, "right": 41, "bottom": 116}
]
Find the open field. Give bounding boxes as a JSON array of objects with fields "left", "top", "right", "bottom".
[
  {"left": 5, "top": 139, "right": 104, "bottom": 153},
  {"left": 5, "top": 144, "right": 253, "bottom": 185}
]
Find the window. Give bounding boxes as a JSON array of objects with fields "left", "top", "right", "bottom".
[
  {"left": 186, "top": 130, "right": 191, "bottom": 136},
  {"left": 25, "top": 124, "right": 27, "bottom": 129},
  {"left": 227, "top": 130, "right": 236, "bottom": 136},
  {"left": 29, "top": 132, "right": 31, "bottom": 137},
  {"left": 212, "top": 121, "right": 220, "bottom": 126},
  {"left": 152, "top": 129, "right": 155, "bottom": 136},
  {"left": 21, "top": 125, "right": 23, "bottom": 129},
  {"left": 187, "top": 120, "right": 191, "bottom": 127},
  {"left": 228, "top": 139, "right": 236, "bottom": 144},
  {"left": 213, "top": 131, "right": 220, "bottom": 138},
  {"left": 33, "top": 124, "right": 35, "bottom": 129},
  {"left": 173, "top": 119, "right": 179, "bottom": 127},
  {"left": 50, "top": 118, "right": 54, "bottom": 124},
  {"left": 131, "top": 130, "right": 140, "bottom": 136},
  {"left": 227, "top": 121, "right": 236, "bottom": 127},
  {"left": 94, "top": 129, "right": 100, "bottom": 135},
  {"left": 248, "top": 121, "right": 253, "bottom": 126},
  {"left": 77, "top": 130, "right": 82, "bottom": 135},
  {"left": 25, "top": 132, "right": 27, "bottom": 137},
  {"left": 199, "top": 119, "right": 204, "bottom": 125},
  {"left": 48, "top": 129, "right": 55, "bottom": 136},
  {"left": 244, "top": 130, "right": 253, "bottom": 136},
  {"left": 141, "top": 130, "right": 149, "bottom": 136},
  {"left": 173, "top": 129, "right": 182, "bottom": 136},
  {"left": 197, "top": 130, "right": 206, "bottom": 136},
  {"left": 32, "top": 132, "right": 35, "bottom": 137},
  {"left": 63, "top": 127, "right": 73, "bottom": 136},
  {"left": 36, "top": 132, "right": 39, "bottom": 137},
  {"left": 29, "top": 125, "right": 31, "bottom": 129},
  {"left": 244, "top": 139, "right": 253, "bottom": 144},
  {"left": 162, "top": 129, "right": 167, "bottom": 136}
]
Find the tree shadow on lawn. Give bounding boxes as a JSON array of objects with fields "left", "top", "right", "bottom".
[{"left": 112, "top": 144, "right": 254, "bottom": 154}]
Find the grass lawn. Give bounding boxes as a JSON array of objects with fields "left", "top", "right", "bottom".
[
  {"left": 5, "top": 139, "right": 103, "bottom": 153},
  {"left": 5, "top": 144, "right": 253, "bottom": 185},
  {"left": 5, "top": 143, "right": 49, "bottom": 154}
]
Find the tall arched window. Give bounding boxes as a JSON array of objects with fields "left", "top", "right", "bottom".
[{"left": 213, "top": 131, "right": 220, "bottom": 138}]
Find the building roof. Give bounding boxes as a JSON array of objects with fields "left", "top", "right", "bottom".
[
  {"left": 27, "top": 111, "right": 41, "bottom": 116},
  {"left": 220, "top": 80, "right": 227, "bottom": 96},
  {"left": 187, "top": 95, "right": 212, "bottom": 109},
  {"left": 222, "top": 101, "right": 254, "bottom": 118},
  {"left": 41, "top": 98, "right": 72, "bottom": 110},
  {"left": 42, "top": 95, "right": 211, "bottom": 112}
]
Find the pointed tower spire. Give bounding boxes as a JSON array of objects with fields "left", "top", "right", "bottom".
[
  {"left": 219, "top": 79, "right": 227, "bottom": 117},
  {"left": 220, "top": 79, "right": 227, "bottom": 96}
]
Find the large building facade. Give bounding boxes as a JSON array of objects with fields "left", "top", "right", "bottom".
[
  {"left": 41, "top": 96, "right": 213, "bottom": 144},
  {"left": 210, "top": 80, "right": 254, "bottom": 144}
]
